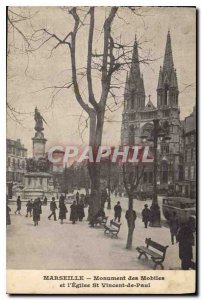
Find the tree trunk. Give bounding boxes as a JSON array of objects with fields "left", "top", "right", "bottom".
[
  {"left": 126, "top": 195, "right": 135, "bottom": 250},
  {"left": 87, "top": 111, "right": 104, "bottom": 221}
]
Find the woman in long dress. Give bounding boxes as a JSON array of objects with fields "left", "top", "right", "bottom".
[
  {"left": 59, "top": 199, "right": 68, "bottom": 224},
  {"left": 33, "top": 199, "right": 40, "bottom": 226}
]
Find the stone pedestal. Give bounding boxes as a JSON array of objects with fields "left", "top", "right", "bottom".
[
  {"left": 23, "top": 172, "right": 54, "bottom": 199},
  {"left": 32, "top": 131, "right": 47, "bottom": 160}
]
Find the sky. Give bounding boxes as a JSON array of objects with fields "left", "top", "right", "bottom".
[{"left": 7, "top": 6, "right": 196, "bottom": 156}]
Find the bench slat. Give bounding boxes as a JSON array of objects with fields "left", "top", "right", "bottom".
[
  {"left": 137, "top": 246, "right": 162, "bottom": 259},
  {"left": 105, "top": 226, "right": 118, "bottom": 232},
  {"left": 145, "top": 238, "right": 167, "bottom": 252}
]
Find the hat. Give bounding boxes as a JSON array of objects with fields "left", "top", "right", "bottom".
[{"left": 144, "top": 204, "right": 148, "bottom": 207}]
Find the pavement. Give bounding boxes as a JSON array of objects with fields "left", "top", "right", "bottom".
[{"left": 6, "top": 194, "right": 195, "bottom": 270}]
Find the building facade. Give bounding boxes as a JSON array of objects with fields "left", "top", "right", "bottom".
[
  {"left": 121, "top": 32, "right": 183, "bottom": 190},
  {"left": 181, "top": 106, "right": 196, "bottom": 198},
  {"left": 6, "top": 139, "right": 28, "bottom": 198}
]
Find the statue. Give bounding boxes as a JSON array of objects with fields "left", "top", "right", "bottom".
[
  {"left": 26, "top": 157, "right": 50, "bottom": 172},
  {"left": 34, "top": 107, "right": 46, "bottom": 132}
]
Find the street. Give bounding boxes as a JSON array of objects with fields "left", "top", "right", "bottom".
[{"left": 7, "top": 194, "right": 195, "bottom": 270}]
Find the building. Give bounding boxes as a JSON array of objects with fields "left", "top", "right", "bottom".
[
  {"left": 121, "top": 32, "right": 183, "bottom": 190},
  {"left": 6, "top": 139, "right": 27, "bottom": 198},
  {"left": 181, "top": 106, "right": 196, "bottom": 198}
]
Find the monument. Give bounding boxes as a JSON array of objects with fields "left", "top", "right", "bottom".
[{"left": 23, "top": 108, "right": 56, "bottom": 199}]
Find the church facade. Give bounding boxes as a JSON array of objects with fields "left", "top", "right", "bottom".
[{"left": 121, "top": 32, "right": 184, "bottom": 190}]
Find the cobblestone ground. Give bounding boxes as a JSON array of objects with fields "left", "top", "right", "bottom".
[{"left": 6, "top": 194, "right": 195, "bottom": 270}]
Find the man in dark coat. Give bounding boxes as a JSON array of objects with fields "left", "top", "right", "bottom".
[
  {"left": 38, "top": 198, "right": 42, "bottom": 220},
  {"left": 77, "top": 199, "right": 85, "bottom": 221},
  {"left": 101, "top": 189, "right": 108, "bottom": 209},
  {"left": 76, "top": 192, "right": 80, "bottom": 205},
  {"left": 89, "top": 208, "right": 106, "bottom": 227},
  {"left": 6, "top": 203, "right": 11, "bottom": 225},
  {"left": 114, "top": 201, "right": 122, "bottom": 222},
  {"left": 59, "top": 199, "right": 68, "bottom": 224},
  {"left": 48, "top": 197, "right": 57, "bottom": 221},
  {"left": 177, "top": 222, "right": 194, "bottom": 270},
  {"left": 141, "top": 204, "right": 151, "bottom": 228},
  {"left": 43, "top": 196, "right": 48, "bottom": 206},
  {"left": 33, "top": 199, "right": 41, "bottom": 226},
  {"left": 125, "top": 209, "right": 137, "bottom": 228},
  {"left": 168, "top": 212, "right": 179, "bottom": 244},
  {"left": 26, "top": 200, "right": 33, "bottom": 217},
  {"left": 15, "top": 196, "right": 21, "bottom": 215},
  {"left": 70, "top": 200, "right": 78, "bottom": 224}
]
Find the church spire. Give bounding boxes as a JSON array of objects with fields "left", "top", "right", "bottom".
[
  {"left": 123, "top": 36, "right": 145, "bottom": 111},
  {"left": 163, "top": 30, "right": 174, "bottom": 71},
  {"left": 128, "top": 38, "right": 141, "bottom": 85},
  {"left": 157, "top": 31, "right": 179, "bottom": 109}
]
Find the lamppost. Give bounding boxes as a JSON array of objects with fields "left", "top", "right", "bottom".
[
  {"left": 107, "top": 157, "right": 111, "bottom": 210},
  {"left": 141, "top": 118, "right": 171, "bottom": 227}
]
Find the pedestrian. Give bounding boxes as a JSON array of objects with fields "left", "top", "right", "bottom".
[
  {"left": 32, "top": 198, "right": 41, "bottom": 226},
  {"left": 70, "top": 200, "right": 78, "bottom": 224},
  {"left": 6, "top": 202, "right": 11, "bottom": 226},
  {"left": 59, "top": 194, "right": 65, "bottom": 207},
  {"left": 89, "top": 208, "right": 106, "bottom": 227},
  {"left": 77, "top": 199, "right": 85, "bottom": 221},
  {"left": 38, "top": 198, "right": 42, "bottom": 220},
  {"left": 168, "top": 212, "right": 179, "bottom": 244},
  {"left": 76, "top": 191, "right": 80, "bottom": 205},
  {"left": 59, "top": 199, "right": 68, "bottom": 224},
  {"left": 101, "top": 189, "right": 108, "bottom": 209},
  {"left": 15, "top": 196, "right": 21, "bottom": 215},
  {"left": 43, "top": 196, "right": 48, "bottom": 206},
  {"left": 48, "top": 197, "right": 57, "bottom": 221},
  {"left": 141, "top": 204, "right": 151, "bottom": 228},
  {"left": 114, "top": 201, "right": 122, "bottom": 222},
  {"left": 125, "top": 209, "right": 137, "bottom": 228},
  {"left": 177, "top": 221, "right": 194, "bottom": 270},
  {"left": 26, "top": 200, "right": 33, "bottom": 217}
]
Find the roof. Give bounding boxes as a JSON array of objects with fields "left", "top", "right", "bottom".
[
  {"left": 6, "top": 138, "right": 27, "bottom": 150},
  {"left": 183, "top": 106, "right": 196, "bottom": 133},
  {"left": 144, "top": 98, "right": 156, "bottom": 110}
]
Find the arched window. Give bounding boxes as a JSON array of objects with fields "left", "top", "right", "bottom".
[
  {"left": 164, "top": 84, "right": 169, "bottom": 106},
  {"left": 161, "top": 161, "right": 168, "bottom": 183},
  {"left": 129, "top": 124, "right": 135, "bottom": 145}
]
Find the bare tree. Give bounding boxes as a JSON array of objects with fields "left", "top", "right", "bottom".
[
  {"left": 123, "top": 162, "right": 144, "bottom": 249},
  {"left": 7, "top": 6, "right": 160, "bottom": 222},
  {"left": 7, "top": 7, "right": 37, "bottom": 124},
  {"left": 27, "top": 7, "right": 156, "bottom": 220}
]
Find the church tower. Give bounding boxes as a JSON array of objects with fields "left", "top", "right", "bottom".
[
  {"left": 157, "top": 31, "right": 179, "bottom": 118},
  {"left": 124, "top": 37, "right": 146, "bottom": 112},
  {"left": 157, "top": 31, "right": 183, "bottom": 185},
  {"left": 121, "top": 37, "right": 146, "bottom": 145}
]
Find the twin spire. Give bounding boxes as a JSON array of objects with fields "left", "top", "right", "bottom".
[
  {"left": 163, "top": 30, "right": 174, "bottom": 71},
  {"left": 158, "top": 30, "right": 178, "bottom": 90},
  {"left": 124, "top": 31, "right": 178, "bottom": 111}
]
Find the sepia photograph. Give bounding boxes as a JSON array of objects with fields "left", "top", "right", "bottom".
[{"left": 6, "top": 5, "right": 196, "bottom": 294}]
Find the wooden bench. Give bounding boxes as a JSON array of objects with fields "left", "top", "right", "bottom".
[
  {"left": 95, "top": 216, "right": 108, "bottom": 226},
  {"left": 104, "top": 219, "right": 121, "bottom": 238},
  {"left": 136, "top": 238, "right": 169, "bottom": 270}
]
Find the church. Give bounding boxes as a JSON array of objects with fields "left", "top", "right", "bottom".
[{"left": 121, "top": 31, "right": 184, "bottom": 191}]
